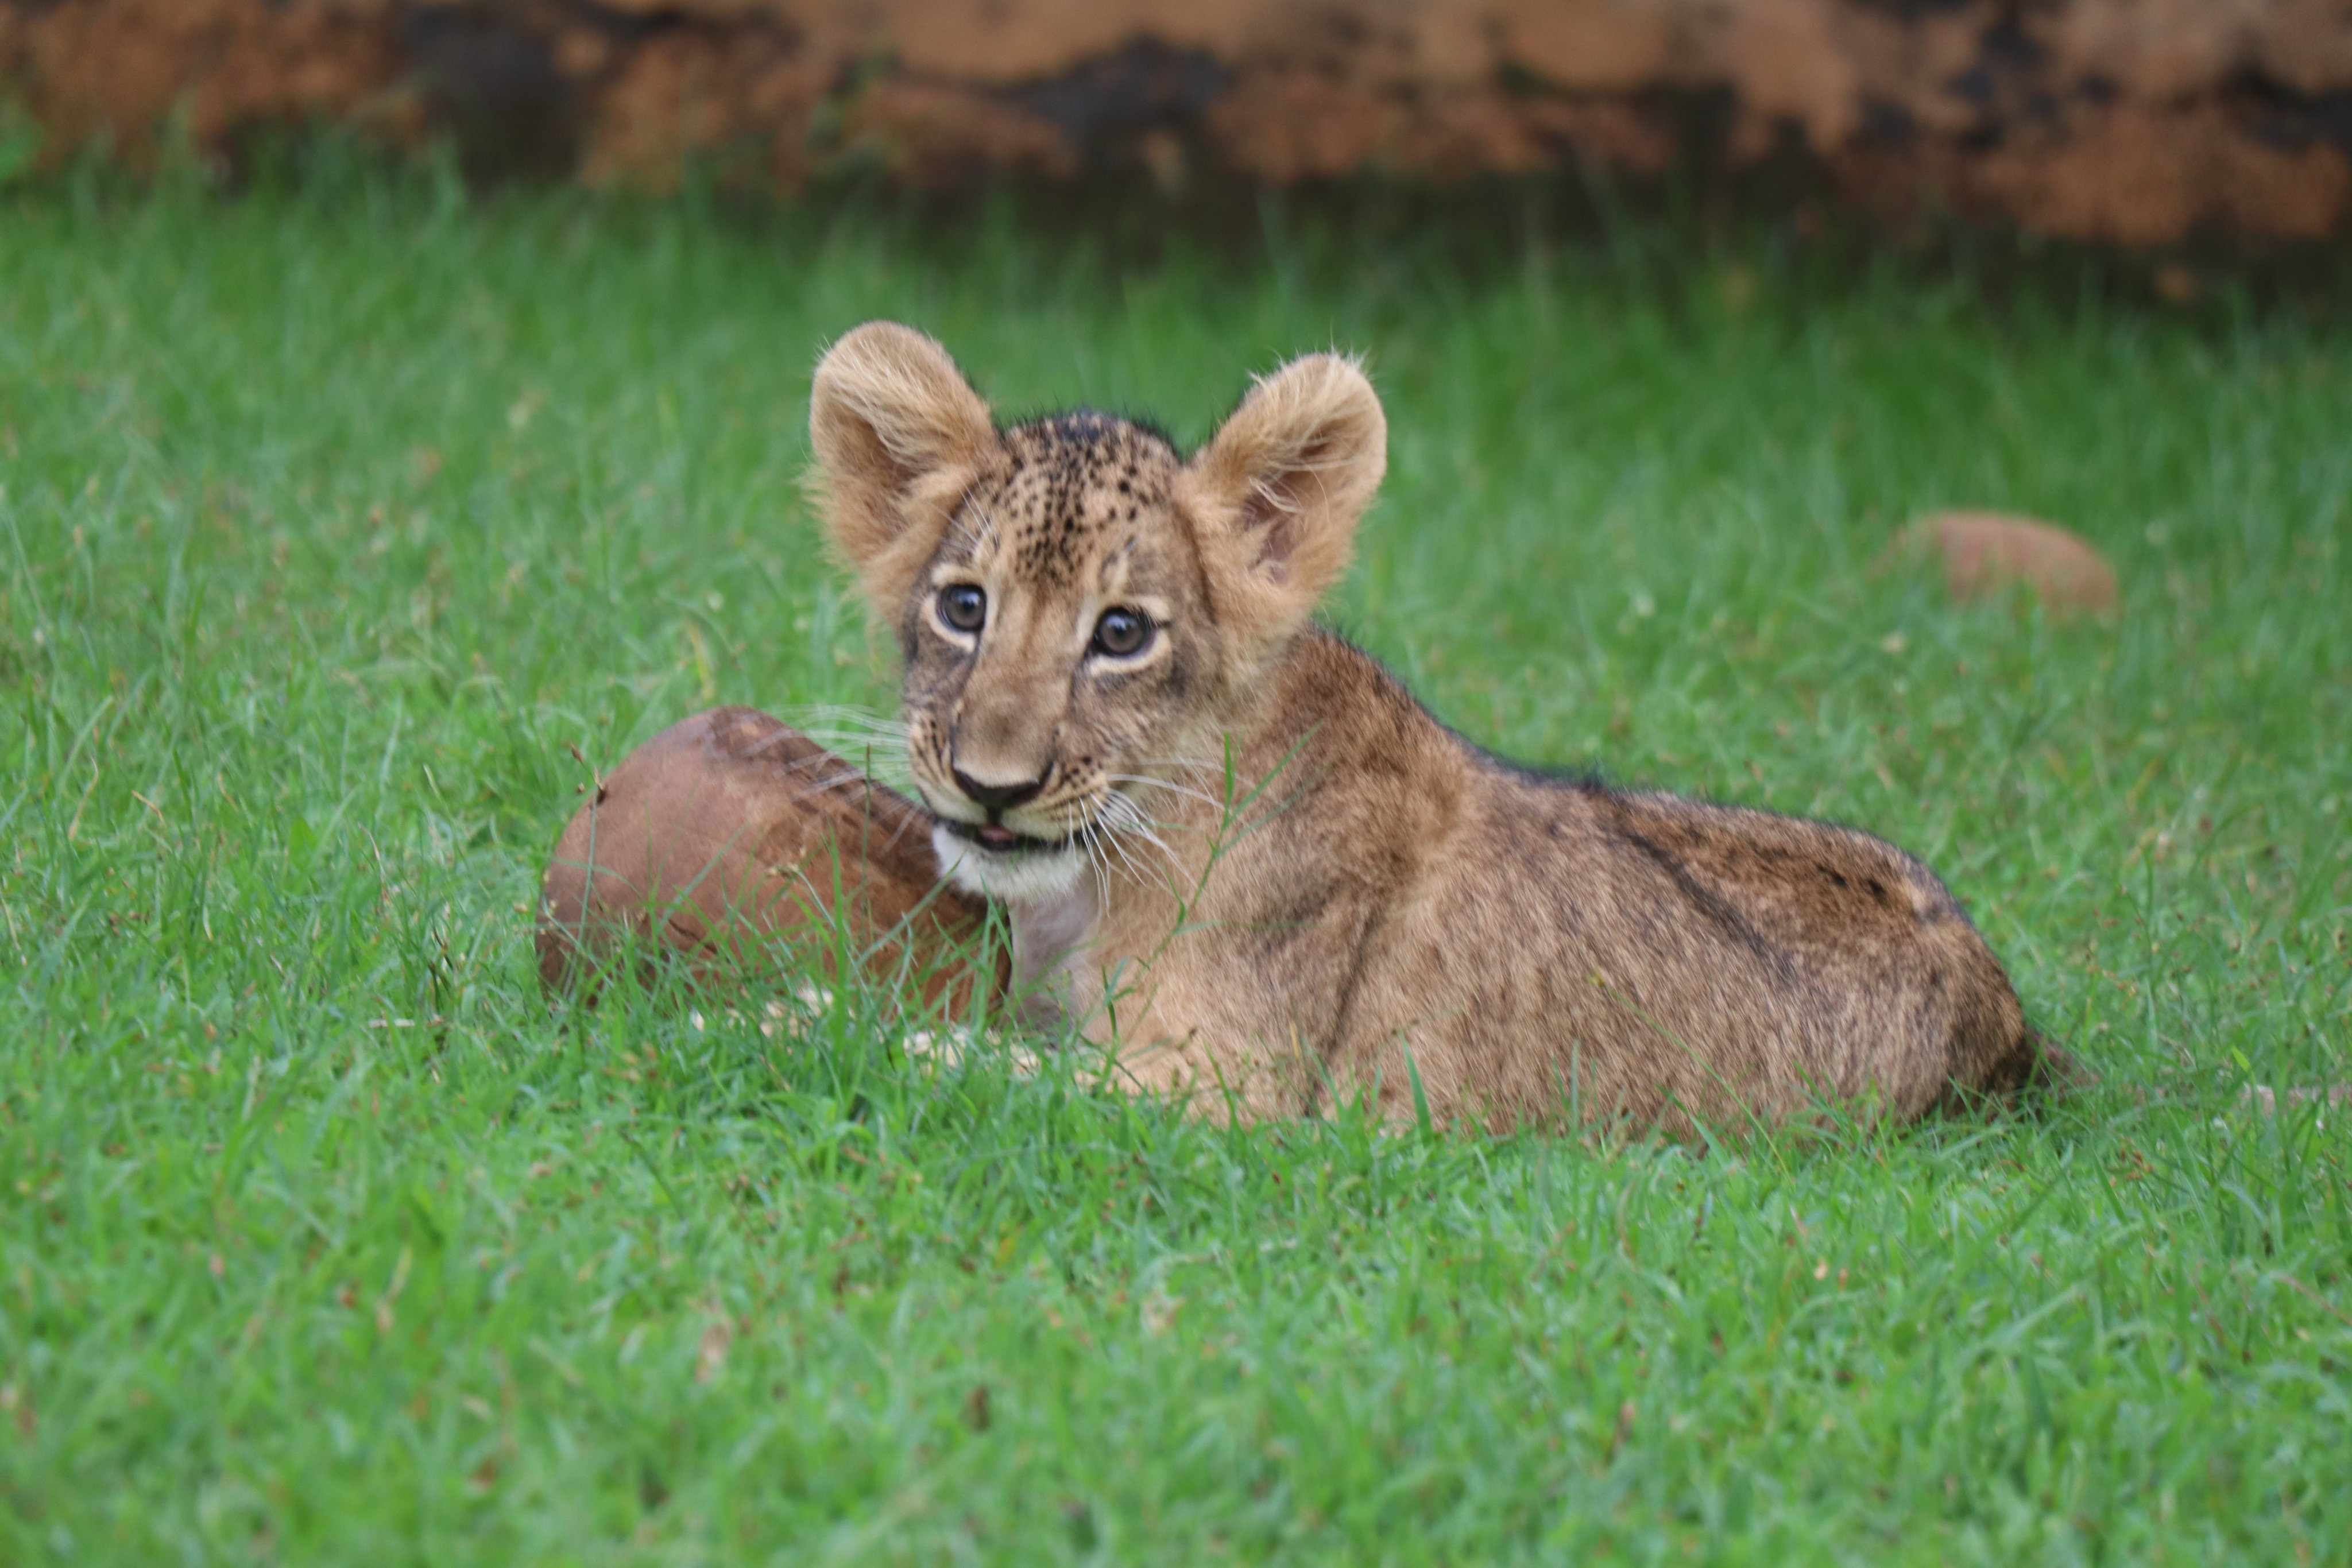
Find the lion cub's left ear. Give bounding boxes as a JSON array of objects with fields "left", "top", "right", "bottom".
[
  {"left": 1181, "top": 353, "right": 1386, "bottom": 651},
  {"left": 809, "top": 322, "right": 996, "bottom": 611}
]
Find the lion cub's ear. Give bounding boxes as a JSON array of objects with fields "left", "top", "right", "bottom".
[
  {"left": 809, "top": 322, "right": 996, "bottom": 610},
  {"left": 1181, "top": 353, "right": 1386, "bottom": 652}
]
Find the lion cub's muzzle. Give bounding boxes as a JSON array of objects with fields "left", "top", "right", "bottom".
[
  {"left": 921, "top": 754, "right": 1090, "bottom": 851},
  {"left": 924, "top": 770, "right": 1101, "bottom": 902},
  {"left": 949, "top": 765, "right": 1042, "bottom": 820}
]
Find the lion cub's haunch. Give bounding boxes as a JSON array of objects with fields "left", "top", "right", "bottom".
[{"left": 810, "top": 322, "right": 2075, "bottom": 1132}]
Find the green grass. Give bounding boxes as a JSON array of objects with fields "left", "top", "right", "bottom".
[{"left": 3, "top": 173, "right": 2349, "bottom": 1565}]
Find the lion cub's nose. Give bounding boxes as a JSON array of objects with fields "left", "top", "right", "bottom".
[{"left": 950, "top": 766, "right": 1044, "bottom": 816}]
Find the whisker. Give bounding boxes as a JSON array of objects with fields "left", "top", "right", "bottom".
[
  {"left": 795, "top": 742, "right": 903, "bottom": 764},
  {"left": 1090, "top": 827, "right": 1113, "bottom": 905},
  {"left": 1131, "top": 758, "right": 1231, "bottom": 795},
  {"left": 792, "top": 725, "right": 912, "bottom": 751},
  {"left": 1123, "top": 826, "right": 1186, "bottom": 884},
  {"left": 1082, "top": 797, "right": 1145, "bottom": 881},
  {"left": 1104, "top": 773, "right": 1227, "bottom": 811},
  {"left": 792, "top": 730, "right": 919, "bottom": 789},
  {"left": 785, "top": 707, "right": 918, "bottom": 775},
  {"left": 796, "top": 744, "right": 915, "bottom": 774},
  {"left": 957, "top": 499, "right": 1004, "bottom": 555},
  {"left": 1108, "top": 806, "right": 1187, "bottom": 870},
  {"left": 1077, "top": 820, "right": 1113, "bottom": 907},
  {"left": 1096, "top": 793, "right": 1187, "bottom": 884},
  {"left": 1095, "top": 819, "right": 1156, "bottom": 889},
  {"left": 786, "top": 712, "right": 911, "bottom": 749},
  {"left": 790, "top": 702, "right": 910, "bottom": 730}
]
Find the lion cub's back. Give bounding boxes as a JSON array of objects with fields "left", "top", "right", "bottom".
[
  {"left": 1351, "top": 766, "right": 2036, "bottom": 1127},
  {"left": 1593, "top": 787, "right": 1970, "bottom": 962},
  {"left": 1574, "top": 783, "right": 2031, "bottom": 1110}
]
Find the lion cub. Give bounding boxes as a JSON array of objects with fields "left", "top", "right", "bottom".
[{"left": 809, "top": 322, "right": 2075, "bottom": 1131}]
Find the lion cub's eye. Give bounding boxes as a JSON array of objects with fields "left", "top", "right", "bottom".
[
  {"left": 937, "top": 584, "right": 987, "bottom": 634},
  {"left": 1090, "top": 607, "right": 1153, "bottom": 659}
]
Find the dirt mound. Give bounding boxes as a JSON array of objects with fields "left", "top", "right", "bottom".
[
  {"left": 1901, "top": 512, "right": 2119, "bottom": 617},
  {"left": 5, "top": 0, "right": 2348, "bottom": 243}
]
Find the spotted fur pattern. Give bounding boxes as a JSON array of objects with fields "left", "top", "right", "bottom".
[{"left": 896, "top": 415, "right": 1213, "bottom": 860}]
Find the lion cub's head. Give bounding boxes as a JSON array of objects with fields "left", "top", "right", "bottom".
[{"left": 809, "top": 322, "right": 1386, "bottom": 901}]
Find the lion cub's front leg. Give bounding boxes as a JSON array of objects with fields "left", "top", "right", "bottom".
[{"left": 1093, "top": 881, "right": 1382, "bottom": 1120}]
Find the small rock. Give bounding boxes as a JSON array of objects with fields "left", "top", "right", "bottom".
[
  {"left": 1902, "top": 512, "right": 2118, "bottom": 616},
  {"left": 2241, "top": 1083, "right": 2352, "bottom": 1117}
]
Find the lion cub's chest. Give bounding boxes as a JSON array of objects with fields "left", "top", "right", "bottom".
[{"left": 1002, "top": 880, "right": 1102, "bottom": 1030}]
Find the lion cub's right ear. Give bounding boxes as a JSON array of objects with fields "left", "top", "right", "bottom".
[{"left": 809, "top": 322, "right": 996, "bottom": 610}]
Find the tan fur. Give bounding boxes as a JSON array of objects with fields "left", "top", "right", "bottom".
[
  {"left": 808, "top": 323, "right": 2078, "bottom": 1133},
  {"left": 808, "top": 322, "right": 997, "bottom": 612}
]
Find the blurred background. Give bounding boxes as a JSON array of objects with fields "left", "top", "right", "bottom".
[{"left": 6, "top": 0, "right": 2350, "bottom": 249}]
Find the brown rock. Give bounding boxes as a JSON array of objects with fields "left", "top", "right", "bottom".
[
  {"left": 2242, "top": 1083, "right": 2352, "bottom": 1116},
  {"left": 1904, "top": 512, "right": 2119, "bottom": 616},
  {"left": 536, "top": 706, "right": 1004, "bottom": 1012}
]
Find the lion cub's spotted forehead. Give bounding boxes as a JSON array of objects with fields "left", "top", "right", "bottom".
[{"left": 963, "top": 413, "right": 1181, "bottom": 586}]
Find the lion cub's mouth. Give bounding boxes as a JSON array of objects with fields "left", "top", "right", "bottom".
[
  {"left": 935, "top": 816, "right": 1081, "bottom": 855},
  {"left": 929, "top": 812, "right": 1093, "bottom": 903}
]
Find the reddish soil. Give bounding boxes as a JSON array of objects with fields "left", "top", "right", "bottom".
[{"left": 6, "top": 1, "right": 2349, "bottom": 243}]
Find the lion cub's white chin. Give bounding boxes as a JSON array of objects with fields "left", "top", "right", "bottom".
[{"left": 930, "top": 822, "right": 1088, "bottom": 903}]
